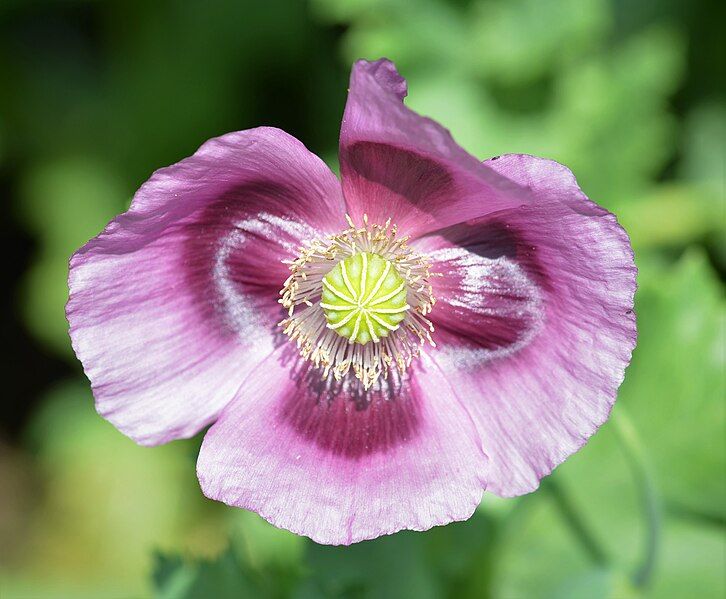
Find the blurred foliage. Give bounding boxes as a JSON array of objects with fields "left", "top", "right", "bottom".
[
  {"left": 624, "top": 251, "right": 725, "bottom": 519},
  {"left": 2, "top": 381, "right": 228, "bottom": 598},
  {"left": 1, "top": 0, "right": 724, "bottom": 597},
  {"left": 16, "top": 158, "right": 129, "bottom": 356}
]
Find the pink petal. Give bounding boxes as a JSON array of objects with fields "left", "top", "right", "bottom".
[
  {"left": 339, "top": 59, "right": 528, "bottom": 236},
  {"left": 416, "top": 223, "right": 544, "bottom": 359},
  {"left": 67, "top": 128, "right": 345, "bottom": 446},
  {"left": 197, "top": 349, "right": 488, "bottom": 545},
  {"left": 420, "top": 154, "right": 637, "bottom": 496}
]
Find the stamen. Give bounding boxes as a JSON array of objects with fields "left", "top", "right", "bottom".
[{"left": 279, "top": 215, "right": 436, "bottom": 389}]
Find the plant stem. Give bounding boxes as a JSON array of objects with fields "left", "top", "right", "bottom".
[
  {"left": 611, "top": 405, "right": 662, "bottom": 589},
  {"left": 543, "top": 477, "right": 609, "bottom": 566}
]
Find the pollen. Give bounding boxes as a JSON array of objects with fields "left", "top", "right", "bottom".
[
  {"left": 321, "top": 252, "right": 409, "bottom": 345},
  {"left": 279, "top": 215, "right": 436, "bottom": 389}
]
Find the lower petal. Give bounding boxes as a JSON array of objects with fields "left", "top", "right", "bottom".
[{"left": 197, "top": 349, "right": 487, "bottom": 545}]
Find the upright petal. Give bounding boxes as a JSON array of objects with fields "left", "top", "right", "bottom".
[
  {"left": 339, "top": 59, "right": 529, "bottom": 236},
  {"left": 67, "top": 128, "right": 346, "bottom": 445},
  {"left": 417, "top": 155, "right": 637, "bottom": 496},
  {"left": 197, "top": 349, "right": 488, "bottom": 545}
]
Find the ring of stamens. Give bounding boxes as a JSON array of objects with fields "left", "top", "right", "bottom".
[{"left": 279, "top": 215, "right": 436, "bottom": 389}]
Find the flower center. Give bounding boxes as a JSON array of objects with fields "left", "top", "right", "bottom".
[
  {"left": 279, "top": 215, "right": 436, "bottom": 389},
  {"left": 321, "top": 252, "right": 409, "bottom": 345}
]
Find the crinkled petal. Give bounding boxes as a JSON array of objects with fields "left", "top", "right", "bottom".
[
  {"left": 420, "top": 154, "right": 637, "bottom": 496},
  {"left": 67, "top": 128, "right": 345, "bottom": 445},
  {"left": 415, "top": 224, "right": 544, "bottom": 358},
  {"left": 197, "top": 349, "right": 488, "bottom": 545},
  {"left": 339, "top": 59, "right": 529, "bottom": 236}
]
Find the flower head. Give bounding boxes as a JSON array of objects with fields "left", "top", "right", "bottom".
[
  {"left": 67, "top": 59, "right": 637, "bottom": 545},
  {"left": 280, "top": 214, "right": 436, "bottom": 388}
]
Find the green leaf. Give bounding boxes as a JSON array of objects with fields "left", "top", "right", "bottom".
[
  {"left": 548, "top": 25, "right": 684, "bottom": 206},
  {"left": 469, "top": 0, "right": 609, "bottom": 84},
  {"left": 152, "top": 549, "right": 259, "bottom": 599},
  {"left": 304, "top": 531, "right": 441, "bottom": 599},
  {"left": 229, "top": 509, "right": 305, "bottom": 572},
  {"left": 302, "top": 510, "right": 497, "bottom": 598},
  {"left": 679, "top": 103, "right": 726, "bottom": 191},
  {"left": 152, "top": 539, "right": 305, "bottom": 599},
  {"left": 623, "top": 250, "right": 726, "bottom": 520},
  {"left": 492, "top": 493, "right": 611, "bottom": 598},
  {"left": 550, "top": 568, "right": 638, "bottom": 599},
  {"left": 649, "top": 519, "right": 726, "bottom": 598}
]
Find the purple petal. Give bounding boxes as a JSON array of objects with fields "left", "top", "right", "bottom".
[
  {"left": 67, "top": 128, "right": 345, "bottom": 446},
  {"left": 339, "top": 59, "right": 528, "bottom": 236},
  {"left": 420, "top": 154, "right": 637, "bottom": 497},
  {"left": 416, "top": 224, "right": 544, "bottom": 358},
  {"left": 197, "top": 349, "right": 488, "bottom": 545}
]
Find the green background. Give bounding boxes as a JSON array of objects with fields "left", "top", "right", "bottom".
[{"left": 1, "top": 0, "right": 723, "bottom": 597}]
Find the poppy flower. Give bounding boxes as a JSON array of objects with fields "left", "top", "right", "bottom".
[{"left": 67, "top": 59, "right": 637, "bottom": 545}]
